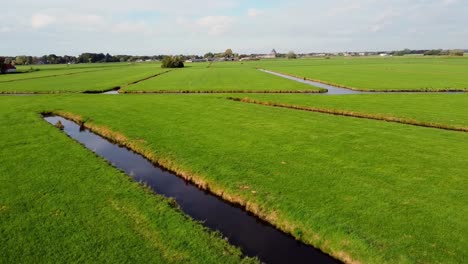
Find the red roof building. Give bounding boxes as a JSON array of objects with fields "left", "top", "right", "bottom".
[{"left": 1, "top": 63, "right": 16, "bottom": 74}]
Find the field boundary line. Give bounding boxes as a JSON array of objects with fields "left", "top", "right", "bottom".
[
  {"left": 0, "top": 91, "right": 80, "bottom": 95},
  {"left": 258, "top": 68, "right": 468, "bottom": 93},
  {"left": 228, "top": 97, "right": 468, "bottom": 132},
  {"left": 123, "top": 70, "right": 174, "bottom": 87},
  {"left": 120, "top": 90, "right": 324, "bottom": 94}
]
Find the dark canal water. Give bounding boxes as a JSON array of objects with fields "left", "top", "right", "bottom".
[{"left": 44, "top": 115, "right": 340, "bottom": 264}]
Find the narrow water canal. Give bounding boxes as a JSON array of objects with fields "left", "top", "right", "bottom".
[
  {"left": 259, "top": 69, "right": 364, "bottom": 95},
  {"left": 44, "top": 115, "right": 340, "bottom": 264}
]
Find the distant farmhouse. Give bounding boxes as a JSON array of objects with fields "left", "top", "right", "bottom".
[
  {"left": 0, "top": 63, "right": 16, "bottom": 73},
  {"left": 186, "top": 58, "right": 207, "bottom": 63},
  {"left": 239, "top": 57, "right": 260, "bottom": 62},
  {"left": 240, "top": 49, "right": 278, "bottom": 61},
  {"left": 258, "top": 49, "right": 278, "bottom": 59}
]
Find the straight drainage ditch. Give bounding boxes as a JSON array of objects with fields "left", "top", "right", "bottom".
[{"left": 44, "top": 115, "right": 340, "bottom": 264}]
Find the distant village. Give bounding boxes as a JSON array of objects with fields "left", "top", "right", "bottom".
[{"left": 0, "top": 48, "right": 465, "bottom": 73}]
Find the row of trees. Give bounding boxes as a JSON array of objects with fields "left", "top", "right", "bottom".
[
  {"left": 203, "top": 49, "right": 235, "bottom": 59},
  {"left": 203, "top": 49, "right": 298, "bottom": 60},
  {"left": 423, "top": 49, "right": 464, "bottom": 56},
  {"left": 12, "top": 54, "right": 77, "bottom": 65},
  {"left": 7, "top": 53, "right": 202, "bottom": 65},
  {"left": 390, "top": 49, "right": 465, "bottom": 56},
  {"left": 6, "top": 49, "right": 464, "bottom": 66}
]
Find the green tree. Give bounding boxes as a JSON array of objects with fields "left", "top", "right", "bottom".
[
  {"left": 161, "top": 56, "right": 185, "bottom": 68},
  {"left": 287, "top": 51, "right": 297, "bottom": 59},
  {"left": 449, "top": 49, "right": 464, "bottom": 56},
  {"left": 224, "top": 49, "right": 233, "bottom": 58},
  {"left": 26, "top": 56, "right": 33, "bottom": 65},
  {"left": 204, "top": 52, "right": 215, "bottom": 59},
  {"left": 15, "top": 56, "right": 27, "bottom": 65}
]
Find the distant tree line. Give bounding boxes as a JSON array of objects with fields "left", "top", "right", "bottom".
[
  {"left": 203, "top": 49, "right": 236, "bottom": 60},
  {"left": 3, "top": 48, "right": 465, "bottom": 66},
  {"left": 422, "top": 49, "right": 464, "bottom": 56},
  {"left": 2, "top": 53, "right": 203, "bottom": 66},
  {"left": 390, "top": 49, "right": 465, "bottom": 56}
]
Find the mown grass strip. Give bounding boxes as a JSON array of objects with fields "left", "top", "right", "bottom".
[
  {"left": 121, "top": 66, "right": 325, "bottom": 93},
  {"left": 0, "top": 65, "right": 167, "bottom": 93},
  {"left": 258, "top": 68, "right": 468, "bottom": 93},
  {"left": 228, "top": 97, "right": 468, "bottom": 132},
  {"left": 0, "top": 67, "right": 117, "bottom": 83},
  {"left": 0, "top": 70, "right": 172, "bottom": 95}
]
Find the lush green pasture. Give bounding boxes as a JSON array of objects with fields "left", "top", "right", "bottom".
[
  {"left": 0, "top": 63, "right": 129, "bottom": 82},
  {"left": 253, "top": 56, "right": 468, "bottom": 91},
  {"left": 0, "top": 96, "right": 255, "bottom": 263},
  {"left": 0, "top": 64, "right": 166, "bottom": 93},
  {"left": 239, "top": 93, "right": 468, "bottom": 129},
  {"left": 123, "top": 64, "right": 321, "bottom": 93},
  {"left": 1, "top": 95, "right": 465, "bottom": 263}
]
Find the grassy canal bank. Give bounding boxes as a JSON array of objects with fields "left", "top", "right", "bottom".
[{"left": 1, "top": 94, "right": 466, "bottom": 263}]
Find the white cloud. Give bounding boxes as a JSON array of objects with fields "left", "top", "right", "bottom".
[
  {"left": 196, "top": 16, "right": 234, "bottom": 35},
  {"left": 112, "top": 21, "right": 153, "bottom": 36},
  {"left": 1, "top": 0, "right": 467, "bottom": 55},
  {"left": 31, "top": 13, "right": 56, "bottom": 29}
]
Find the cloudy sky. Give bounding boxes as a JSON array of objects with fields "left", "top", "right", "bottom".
[{"left": 1, "top": 0, "right": 467, "bottom": 55}]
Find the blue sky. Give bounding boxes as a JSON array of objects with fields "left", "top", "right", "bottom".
[{"left": 1, "top": 0, "right": 467, "bottom": 55}]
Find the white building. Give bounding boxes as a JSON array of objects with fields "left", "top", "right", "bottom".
[{"left": 258, "top": 49, "right": 277, "bottom": 59}]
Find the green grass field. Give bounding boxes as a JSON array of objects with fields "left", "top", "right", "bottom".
[
  {"left": 122, "top": 63, "right": 321, "bottom": 93},
  {"left": 0, "top": 63, "right": 166, "bottom": 93},
  {"left": 0, "top": 95, "right": 255, "bottom": 263},
  {"left": 252, "top": 56, "right": 468, "bottom": 91},
  {"left": 1, "top": 94, "right": 466, "bottom": 263},
  {"left": 234, "top": 93, "right": 468, "bottom": 130},
  {"left": 1, "top": 56, "right": 467, "bottom": 263},
  {"left": 0, "top": 63, "right": 126, "bottom": 82}
]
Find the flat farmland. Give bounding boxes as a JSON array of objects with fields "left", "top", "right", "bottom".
[
  {"left": 0, "top": 63, "right": 126, "bottom": 82},
  {"left": 1, "top": 55, "right": 467, "bottom": 264},
  {"left": 1, "top": 94, "right": 466, "bottom": 263},
  {"left": 0, "top": 95, "right": 256, "bottom": 263},
  {"left": 253, "top": 56, "right": 468, "bottom": 91},
  {"left": 233, "top": 93, "right": 468, "bottom": 130},
  {"left": 122, "top": 63, "right": 322, "bottom": 93},
  {"left": 0, "top": 63, "right": 166, "bottom": 93}
]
